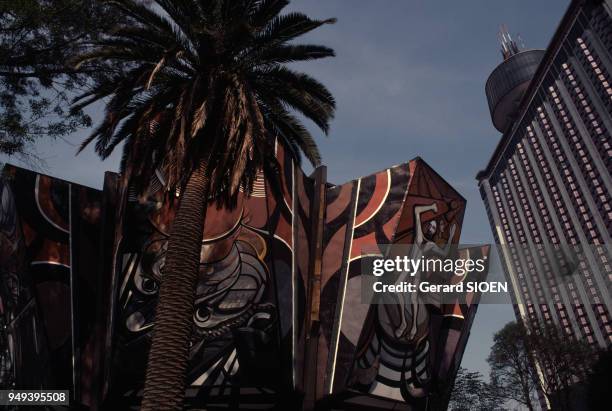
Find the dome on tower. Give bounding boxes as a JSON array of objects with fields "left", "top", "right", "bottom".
[{"left": 485, "top": 26, "right": 545, "bottom": 133}]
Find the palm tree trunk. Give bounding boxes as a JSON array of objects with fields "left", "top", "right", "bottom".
[{"left": 141, "top": 161, "right": 209, "bottom": 410}]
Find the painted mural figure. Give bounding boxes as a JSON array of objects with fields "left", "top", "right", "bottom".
[
  {"left": 359, "top": 200, "right": 460, "bottom": 403},
  {"left": 393, "top": 202, "right": 457, "bottom": 342}
]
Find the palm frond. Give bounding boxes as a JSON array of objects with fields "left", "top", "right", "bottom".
[
  {"left": 252, "top": 67, "right": 335, "bottom": 133},
  {"left": 257, "top": 13, "right": 336, "bottom": 44},
  {"left": 261, "top": 100, "right": 321, "bottom": 166},
  {"left": 243, "top": 44, "right": 334, "bottom": 68},
  {"left": 73, "top": 0, "right": 336, "bottom": 203},
  {"left": 249, "top": 0, "right": 289, "bottom": 28}
]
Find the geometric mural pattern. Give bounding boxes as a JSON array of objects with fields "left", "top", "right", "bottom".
[{"left": 0, "top": 143, "right": 488, "bottom": 410}]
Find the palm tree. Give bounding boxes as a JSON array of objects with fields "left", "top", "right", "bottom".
[{"left": 71, "top": 0, "right": 336, "bottom": 409}]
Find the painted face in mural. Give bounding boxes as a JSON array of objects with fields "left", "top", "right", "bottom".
[
  {"left": 193, "top": 238, "right": 268, "bottom": 340},
  {"left": 117, "top": 171, "right": 278, "bottom": 396},
  {"left": 423, "top": 205, "right": 455, "bottom": 245},
  {"left": 425, "top": 220, "right": 438, "bottom": 240},
  {"left": 123, "top": 207, "right": 269, "bottom": 340}
]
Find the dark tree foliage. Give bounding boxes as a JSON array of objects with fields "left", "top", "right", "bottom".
[
  {"left": 489, "top": 321, "right": 600, "bottom": 411},
  {"left": 0, "top": 0, "right": 119, "bottom": 156},
  {"left": 586, "top": 348, "right": 612, "bottom": 411},
  {"left": 526, "top": 322, "right": 598, "bottom": 411},
  {"left": 72, "top": 0, "right": 337, "bottom": 204},
  {"left": 488, "top": 321, "right": 538, "bottom": 411},
  {"left": 448, "top": 367, "right": 501, "bottom": 411}
]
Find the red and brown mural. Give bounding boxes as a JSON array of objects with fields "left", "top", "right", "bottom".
[
  {"left": 0, "top": 166, "right": 107, "bottom": 406},
  {"left": 0, "top": 144, "right": 488, "bottom": 410}
]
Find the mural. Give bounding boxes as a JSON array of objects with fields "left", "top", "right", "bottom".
[
  {"left": 110, "top": 144, "right": 306, "bottom": 409},
  {"left": 0, "top": 174, "right": 37, "bottom": 390},
  {"left": 0, "top": 166, "right": 106, "bottom": 406},
  {"left": 311, "top": 158, "right": 489, "bottom": 410},
  {"left": 0, "top": 145, "right": 489, "bottom": 410}
]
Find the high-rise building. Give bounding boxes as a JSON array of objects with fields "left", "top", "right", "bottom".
[{"left": 477, "top": 0, "right": 612, "bottom": 408}]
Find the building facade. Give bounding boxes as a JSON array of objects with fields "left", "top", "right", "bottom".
[
  {"left": 0, "top": 143, "right": 489, "bottom": 410},
  {"left": 477, "top": 0, "right": 612, "bottom": 408}
]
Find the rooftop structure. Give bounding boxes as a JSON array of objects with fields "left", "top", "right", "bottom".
[{"left": 485, "top": 26, "right": 545, "bottom": 133}]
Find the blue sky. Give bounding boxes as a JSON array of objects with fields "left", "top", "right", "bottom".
[{"left": 1, "top": 0, "right": 569, "bottom": 377}]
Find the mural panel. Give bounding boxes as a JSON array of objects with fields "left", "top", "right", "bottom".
[
  {"left": 0, "top": 166, "right": 105, "bottom": 405},
  {"left": 313, "top": 158, "right": 490, "bottom": 410},
  {"left": 0, "top": 151, "right": 488, "bottom": 411},
  {"left": 110, "top": 143, "right": 306, "bottom": 409}
]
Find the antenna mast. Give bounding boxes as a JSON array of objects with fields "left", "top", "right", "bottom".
[{"left": 499, "top": 24, "right": 521, "bottom": 60}]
